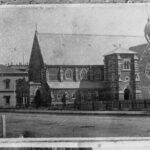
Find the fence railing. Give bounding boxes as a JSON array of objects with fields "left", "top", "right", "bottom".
[
  {"left": 16, "top": 99, "right": 150, "bottom": 111},
  {"left": 50, "top": 99, "right": 150, "bottom": 111}
]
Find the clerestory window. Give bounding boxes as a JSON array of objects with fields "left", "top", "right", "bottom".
[
  {"left": 65, "top": 69, "right": 73, "bottom": 80},
  {"left": 80, "top": 69, "right": 87, "bottom": 80}
]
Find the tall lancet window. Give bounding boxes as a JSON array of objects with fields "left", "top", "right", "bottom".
[
  {"left": 80, "top": 69, "right": 87, "bottom": 80},
  {"left": 123, "top": 59, "right": 131, "bottom": 70}
]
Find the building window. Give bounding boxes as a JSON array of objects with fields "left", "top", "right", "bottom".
[
  {"left": 145, "top": 64, "right": 150, "bottom": 78},
  {"left": 65, "top": 69, "right": 73, "bottom": 80},
  {"left": 4, "top": 79, "right": 10, "bottom": 89},
  {"left": 80, "top": 69, "right": 87, "bottom": 80},
  {"left": 94, "top": 69, "right": 101, "bottom": 80},
  {"left": 123, "top": 59, "right": 131, "bottom": 70},
  {"left": 4, "top": 96, "right": 10, "bottom": 105}
]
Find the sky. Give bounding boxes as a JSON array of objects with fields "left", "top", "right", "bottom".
[{"left": 0, "top": 4, "right": 150, "bottom": 65}]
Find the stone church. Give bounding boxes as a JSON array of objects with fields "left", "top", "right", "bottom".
[{"left": 29, "top": 19, "right": 150, "bottom": 106}]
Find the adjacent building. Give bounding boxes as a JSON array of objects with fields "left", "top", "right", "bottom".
[{"left": 0, "top": 65, "right": 28, "bottom": 108}]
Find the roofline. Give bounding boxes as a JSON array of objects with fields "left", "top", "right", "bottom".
[
  {"left": 104, "top": 51, "right": 137, "bottom": 56},
  {"left": 37, "top": 32, "right": 144, "bottom": 38},
  {"left": 45, "top": 64, "right": 104, "bottom": 67},
  {"left": 0, "top": 72, "right": 28, "bottom": 75}
]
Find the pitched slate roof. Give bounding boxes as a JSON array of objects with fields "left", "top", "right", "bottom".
[
  {"left": 104, "top": 47, "right": 136, "bottom": 56},
  {"left": 129, "top": 43, "right": 148, "bottom": 57},
  {"left": 129, "top": 43, "right": 150, "bottom": 88},
  {"left": 36, "top": 32, "right": 146, "bottom": 65}
]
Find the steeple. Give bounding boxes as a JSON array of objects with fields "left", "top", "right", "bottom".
[
  {"left": 29, "top": 29, "right": 44, "bottom": 82},
  {"left": 35, "top": 23, "right": 38, "bottom": 34}
]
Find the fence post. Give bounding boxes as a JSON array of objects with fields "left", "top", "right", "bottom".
[
  {"left": 144, "top": 100, "right": 147, "bottom": 109},
  {"left": 2, "top": 115, "right": 6, "bottom": 138}
]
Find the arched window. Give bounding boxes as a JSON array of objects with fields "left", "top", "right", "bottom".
[
  {"left": 80, "top": 69, "right": 87, "bottom": 80},
  {"left": 123, "top": 59, "right": 130, "bottom": 70},
  {"left": 65, "top": 69, "right": 73, "bottom": 80}
]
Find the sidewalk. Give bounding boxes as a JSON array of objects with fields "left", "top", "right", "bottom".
[{"left": 0, "top": 109, "right": 150, "bottom": 116}]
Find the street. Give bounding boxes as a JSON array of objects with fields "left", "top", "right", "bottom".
[{"left": 0, "top": 113, "right": 150, "bottom": 137}]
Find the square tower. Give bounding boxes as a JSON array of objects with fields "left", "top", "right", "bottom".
[{"left": 104, "top": 47, "right": 142, "bottom": 101}]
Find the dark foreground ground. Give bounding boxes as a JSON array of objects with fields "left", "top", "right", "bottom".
[{"left": 0, "top": 112, "right": 150, "bottom": 137}]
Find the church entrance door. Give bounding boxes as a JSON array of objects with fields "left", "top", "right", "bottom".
[{"left": 124, "top": 88, "right": 130, "bottom": 100}]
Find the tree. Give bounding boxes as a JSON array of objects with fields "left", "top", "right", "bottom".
[
  {"left": 34, "top": 89, "right": 41, "bottom": 109},
  {"left": 16, "top": 78, "right": 29, "bottom": 108}
]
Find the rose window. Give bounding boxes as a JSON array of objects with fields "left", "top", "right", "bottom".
[{"left": 145, "top": 64, "right": 150, "bottom": 78}]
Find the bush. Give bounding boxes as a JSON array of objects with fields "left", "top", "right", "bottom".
[{"left": 22, "top": 130, "right": 35, "bottom": 137}]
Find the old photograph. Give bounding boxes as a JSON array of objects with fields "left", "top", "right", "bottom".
[{"left": 1, "top": 3, "right": 150, "bottom": 139}]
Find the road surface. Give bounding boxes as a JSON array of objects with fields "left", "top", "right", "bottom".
[{"left": 0, "top": 113, "right": 150, "bottom": 137}]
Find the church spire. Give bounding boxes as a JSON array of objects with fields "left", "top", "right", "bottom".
[
  {"left": 29, "top": 27, "right": 44, "bottom": 82},
  {"left": 35, "top": 23, "right": 38, "bottom": 33}
]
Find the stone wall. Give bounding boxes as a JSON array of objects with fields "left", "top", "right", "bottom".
[
  {"left": 104, "top": 53, "right": 142, "bottom": 101},
  {"left": 130, "top": 44, "right": 150, "bottom": 99},
  {"left": 104, "top": 54, "right": 118, "bottom": 100},
  {"left": 51, "top": 88, "right": 103, "bottom": 104},
  {"left": 46, "top": 65, "right": 104, "bottom": 82}
]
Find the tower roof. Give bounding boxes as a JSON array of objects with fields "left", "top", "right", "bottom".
[{"left": 104, "top": 47, "right": 136, "bottom": 56}]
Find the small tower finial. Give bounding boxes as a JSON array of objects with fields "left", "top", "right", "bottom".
[{"left": 35, "top": 23, "right": 38, "bottom": 32}]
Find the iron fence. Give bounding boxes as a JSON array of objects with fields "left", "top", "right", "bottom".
[{"left": 54, "top": 99, "right": 150, "bottom": 111}]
